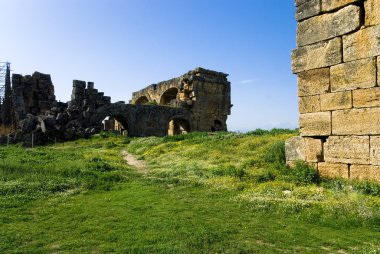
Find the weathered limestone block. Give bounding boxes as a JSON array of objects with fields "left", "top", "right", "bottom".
[
  {"left": 285, "top": 136, "right": 324, "bottom": 163},
  {"left": 343, "top": 25, "right": 380, "bottom": 62},
  {"left": 299, "top": 112, "right": 331, "bottom": 136},
  {"left": 305, "top": 137, "right": 324, "bottom": 162},
  {"left": 365, "top": 0, "right": 380, "bottom": 27},
  {"left": 318, "top": 162, "right": 349, "bottom": 179},
  {"left": 292, "top": 38, "right": 342, "bottom": 73},
  {"left": 353, "top": 87, "right": 380, "bottom": 108},
  {"left": 370, "top": 136, "right": 380, "bottom": 165},
  {"left": 350, "top": 165, "right": 380, "bottom": 182},
  {"left": 296, "top": 0, "right": 320, "bottom": 21},
  {"left": 321, "top": 0, "right": 359, "bottom": 12},
  {"left": 320, "top": 91, "right": 352, "bottom": 111},
  {"left": 299, "top": 95, "right": 320, "bottom": 113},
  {"left": 298, "top": 68, "right": 330, "bottom": 96},
  {"left": 297, "top": 5, "right": 360, "bottom": 47},
  {"left": 295, "top": 0, "right": 309, "bottom": 6},
  {"left": 378, "top": 57, "right": 380, "bottom": 85},
  {"left": 324, "top": 136, "right": 370, "bottom": 164},
  {"left": 285, "top": 136, "right": 306, "bottom": 162},
  {"left": 332, "top": 108, "right": 380, "bottom": 135},
  {"left": 330, "top": 58, "right": 377, "bottom": 92}
]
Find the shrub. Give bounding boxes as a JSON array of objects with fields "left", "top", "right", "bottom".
[
  {"left": 322, "top": 179, "right": 380, "bottom": 197},
  {"left": 264, "top": 141, "right": 286, "bottom": 165},
  {"left": 246, "top": 128, "right": 299, "bottom": 136},
  {"left": 211, "top": 165, "right": 246, "bottom": 179},
  {"left": 284, "top": 161, "right": 320, "bottom": 185},
  {"left": 88, "top": 157, "right": 115, "bottom": 172},
  {"left": 254, "top": 169, "right": 277, "bottom": 183}
]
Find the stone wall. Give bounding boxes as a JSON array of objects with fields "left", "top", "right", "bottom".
[
  {"left": 69, "top": 80, "right": 111, "bottom": 109},
  {"left": 287, "top": 0, "right": 380, "bottom": 182},
  {"left": 131, "top": 67, "right": 232, "bottom": 133},
  {"left": 12, "top": 72, "right": 57, "bottom": 120}
]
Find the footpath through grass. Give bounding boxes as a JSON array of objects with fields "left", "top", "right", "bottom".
[{"left": 1, "top": 130, "right": 380, "bottom": 253}]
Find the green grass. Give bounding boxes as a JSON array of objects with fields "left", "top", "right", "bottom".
[{"left": 1, "top": 130, "right": 380, "bottom": 253}]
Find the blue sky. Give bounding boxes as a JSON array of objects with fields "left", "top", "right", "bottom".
[{"left": 1, "top": 0, "right": 298, "bottom": 131}]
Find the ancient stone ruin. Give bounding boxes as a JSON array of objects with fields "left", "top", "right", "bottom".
[
  {"left": 131, "top": 67, "right": 231, "bottom": 133},
  {"left": 286, "top": 0, "right": 380, "bottom": 182},
  {"left": 0, "top": 67, "right": 231, "bottom": 145}
]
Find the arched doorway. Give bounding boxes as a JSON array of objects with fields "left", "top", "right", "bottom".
[
  {"left": 211, "top": 120, "right": 223, "bottom": 132},
  {"left": 135, "top": 96, "right": 149, "bottom": 105},
  {"left": 102, "top": 116, "right": 128, "bottom": 136},
  {"left": 160, "top": 88, "right": 178, "bottom": 106},
  {"left": 168, "top": 118, "right": 190, "bottom": 136}
]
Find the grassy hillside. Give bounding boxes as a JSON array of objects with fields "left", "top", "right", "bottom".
[{"left": 1, "top": 131, "right": 380, "bottom": 253}]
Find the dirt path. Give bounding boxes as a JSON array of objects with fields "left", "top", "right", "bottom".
[{"left": 121, "top": 150, "right": 149, "bottom": 175}]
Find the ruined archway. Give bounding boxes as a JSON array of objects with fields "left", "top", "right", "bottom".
[
  {"left": 89, "top": 104, "right": 131, "bottom": 136},
  {"left": 160, "top": 87, "right": 178, "bottom": 106},
  {"left": 168, "top": 118, "right": 190, "bottom": 136},
  {"left": 102, "top": 116, "right": 128, "bottom": 136},
  {"left": 211, "top": 119, "right": 223, "bottom": 132},
  {"left": 135, "top": 96, "right": 149, "bottom": 105}
]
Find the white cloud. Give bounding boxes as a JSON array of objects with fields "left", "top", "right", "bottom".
[{"left": 238, "top": 79, "right": 257, "bottom": 85}]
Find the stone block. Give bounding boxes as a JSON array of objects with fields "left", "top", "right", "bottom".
[
  {"left": 87, "top": 82, "right": 94, "bottom": 89},
  {"left": 330, "top": 58, "right": 377, "bottom": 92},
  {"left": 370, "top": 136, "right": 380, "bottom": 165},
  {"left": 332, "top": 108, "right": 380, "bottom": 135},
  {"left": 353, "top": 87, "right": 380, "bottom": 108},
  {"left": 324, "top": 136, "right": 370, "bottom": 164},
  {"left": 298, "top": 68, "right": 330, "bottom": 96},
  {"left": 285, "top": 136, "right": 324, "bottom": 163},
  {"left": 320, "top": 91, "right": 352, "bottom": 111},
  {"left": 378, "top": 57, "right": 380, "bottom": 86},
  {"left": 292, "top": 38, "right": 342, "bottom": 73},
  {"left": 299, "top": 95, "right": 320, "bottom": 113},
  {"left": 297, "top": 5, "right": 360, "bottom": 47},
  {"left": 285, "top": 136, "right": 306, "bottom": 162},
  {"left": 295, "top": 0, "right": 309, "bottom": 7},
  {"left": 299, "top": 112, "right": 331, "bottom": 136},
  {"left": 343, "top": 25, "right": 380, "bottom": 62},
  {"left": 318, "top": 162, "right": 349, "bottom": 179},
  {"left": 73, "top": 80, "right": 86, "bottom": 89},
  {"left": 321, "top": 0, "right": 359, "bottom": 12},
  {"left": 350, "top": 165, "right": 380, "bottom": 182},
  {"left": 296, "top": 0, "right": 320, "bottom": 21},
  {"left": 304, "top": 137, "right": 324, "bottom": 162},
  {"left": 365, "top": 0, "right": 380, "bottom": 27}
]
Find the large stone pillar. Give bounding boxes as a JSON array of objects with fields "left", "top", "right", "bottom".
[{"left": 287, "top": 0, "right": 380, "bottom": 182}]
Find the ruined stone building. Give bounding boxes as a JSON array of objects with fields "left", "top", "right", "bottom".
[
  {"left": 131, "top": 67, "right": 231, "bottom": 134},
  {"left": 0, "top": 67, "right": 231, "bottom": 145},
  {"left": 286, "top": 0, "right": 380, "bottom": 182}
]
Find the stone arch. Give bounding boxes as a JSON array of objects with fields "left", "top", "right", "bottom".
[
  {"left": 211, "top": 119, "right": 223, "bottom": 132},
  {"left": 135, "top": 96, "right": 149, "bottom": 105},
  {"left": 89, "top": 104, "right": 131, "bottom": 135},
  {"left": 168, "top": 117, "right": 190, "bottom": 136},
  {"left": 160, "top": 87, "right": 179, "bottom": 106},
  {"left": 102, "top": 115, "right": 128, "bottom": 135}
]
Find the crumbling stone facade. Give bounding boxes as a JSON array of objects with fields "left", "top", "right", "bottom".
[
  {"left": 0, "top": 67, "right": 230, "bottom": 145},
  {"left": 12, "top": 72, "right": 57, "bottom": 119},
  {"left": 286, "top": 0, "right": 380, "bottom": 182},
  {"left": 131, "top": 67, "right": 232, "bottom": 133}
]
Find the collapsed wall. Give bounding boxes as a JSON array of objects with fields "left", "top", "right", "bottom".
[
  {"left": 12, "top": 72, "right": 57, "bottom": 119},
  {"left": 286, "top": 0, "right": 380, "bottom": 182}
]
